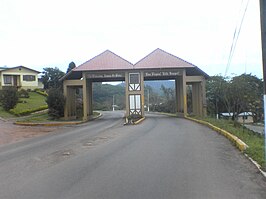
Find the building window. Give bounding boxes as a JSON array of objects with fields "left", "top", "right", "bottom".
[
  {"left": 129, "top": 94, "right": 141, "bottom": 115},
  {"left": 129, "top": 73, "right": 140, "bottom": 91},
  {"left": 243, "top": 116, "right": 248, "bottom": 120},
  {"left": 3, "top": 75, "right": 12, "bottom": 84},
  {"left": 23, "top": 75, "right": 36, "bottom": 81}
]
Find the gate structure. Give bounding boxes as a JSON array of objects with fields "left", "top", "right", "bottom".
[{"left": 62, "top": 48, "right": 208, "bottom": 121}]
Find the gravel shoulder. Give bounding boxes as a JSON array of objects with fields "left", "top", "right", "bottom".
[{"left": 0, "top": 119, "right": 58, "bottom": 145}]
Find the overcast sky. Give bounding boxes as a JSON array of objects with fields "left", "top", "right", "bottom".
[{"left": 0, "top": 0, "right": 263, "bottom": 78}]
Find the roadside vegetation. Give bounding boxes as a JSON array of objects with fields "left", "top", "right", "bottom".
[
  {"left": 0, "top": 89, "right": 48, "bottom": 117},
  {"left": 10, "top": 91, "right": 48, "bottom": 116}
]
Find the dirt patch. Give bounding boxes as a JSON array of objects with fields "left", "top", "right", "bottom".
[{"left": 0, "top": 119, "right": 58, "bottom": 145}]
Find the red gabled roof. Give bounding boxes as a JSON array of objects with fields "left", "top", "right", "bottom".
[
  {"left": 134, "top": 48, "right": 195, "bottom": 69},
  {"left": 74, "top": 50, "right": 133, "bottom": 71}
]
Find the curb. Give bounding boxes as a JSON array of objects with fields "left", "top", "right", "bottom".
[
  {"left": 14, "top": 121, "right": 83, "bottom": 126},
  {"left": 133, "top": 117, "right": 145, "bottom": 125},
  {"left": 245, "top": 154, "right": 266, "bottom": 178},
  {"left": 14, "top": 112, "right": 102, "bottom": 127},
  {"left": 185, "top": 116, "right": 248, "bottom": 152}
]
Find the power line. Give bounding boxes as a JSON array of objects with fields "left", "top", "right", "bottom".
[{"left": 225, "top": 0, "right": 250, "bottom": 76}]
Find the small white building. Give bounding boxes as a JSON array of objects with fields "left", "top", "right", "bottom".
[
  {"left": 220, "top": 112, "right": 254, "bottom": 124},
  {"left": 237, "top": 112, "right": 254, "bottom": 124},
  {"left": 0, "top": 66, "right": 42, "bottom": 90}
]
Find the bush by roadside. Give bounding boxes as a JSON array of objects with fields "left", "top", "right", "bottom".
[
  {"left": 46, "top": 88, "right": 65, "bottom": 119},
  {"left": 0, "top": 91, "right": 48, "bottom": 118},
  {"left": 34, "top": 89, "right": 48, "bottom": 97},
  {"left": 0, "top": 87, "right": 19, "bottom": 111}
]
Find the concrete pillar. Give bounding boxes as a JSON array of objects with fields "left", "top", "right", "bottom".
[
  {"left": 63, "top": 84, "right": 77, "bottom": 120},
  {"left": 198, "top": 82, "right": 203, "bottom": 116},
  {"left": 63, "top": 82, "right": 69, "bottom": 120},
  {"left": 192, "top": 82, "right": 204, "bottom": 116},
  {"left": 140, "top": 71, "right": 145, "bottom": 117},
  {"left": 82, "top": 73, "right": 89, "bottom": 121},
  {"left": 175, "top": 77, "right": 182, "bottom": 113},
  {"left": 63, "top": 82, "right": 77, "bottom": 120},
  {"left": 88, "top": 80, "right": 93, "bottom": 116},
  {"left": 69, "top": 87, "right": 77, "bottom": 118},
  {"left": 192, "top": 83, "right": 199, "bottom": 115},
  {"left": 182, "top": 70, "right": 187, "bottom": 116},
  {"left": 175, "top": 70, "right": 187, "bottom": 117},
  {"left": 202, "top": 79, "right": 207, "bottom": 117},
  {"left": 125, "top": 72, "right": 130, "bottom": 117}
]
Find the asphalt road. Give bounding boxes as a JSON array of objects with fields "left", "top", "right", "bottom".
[{"left": 0, "top": 111, "right": 265, "bottom": 199}]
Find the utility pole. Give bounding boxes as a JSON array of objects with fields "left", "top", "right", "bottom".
[{"left": 259, "top": 0, "right": 266, "bottom": 166}]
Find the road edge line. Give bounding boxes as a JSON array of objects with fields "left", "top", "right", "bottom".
[{"left": 244, "top": 154, "right": 266, "bottom": 178}]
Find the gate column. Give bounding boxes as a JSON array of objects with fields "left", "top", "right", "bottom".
[
  {"left": 175, "top": 70, "right": 187, "bottom": 117},
  {"left": 82, "top": 72, "right": 93, "bottom": 121}
]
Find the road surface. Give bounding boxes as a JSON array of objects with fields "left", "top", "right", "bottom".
[{"left": 0, "top": 111, "right": 265, "bottom": 199}]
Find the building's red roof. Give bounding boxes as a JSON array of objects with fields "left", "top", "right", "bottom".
[
  {"left": 134, "top": 48, "right": 195, "bottom": 69},
  {"left": 74, "top": 50, "right": 133, "bottom": 71}
]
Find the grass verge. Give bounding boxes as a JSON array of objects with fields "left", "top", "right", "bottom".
[
  {"left": 193, "top": 116, "right": 265, "bottom": 169},
  {"left": 10, "top": 92, "right": 48, "bottom": 116},
  {"left": 0, "top": 106, "right": 15, "bottom": 119}
]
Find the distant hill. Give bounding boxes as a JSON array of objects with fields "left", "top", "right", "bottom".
[
  {"left": 119, "top": 80, "right": 175, "bottom": 95},
  {"left": 145, "top": 80, "right": 175, "bottom": 94}
]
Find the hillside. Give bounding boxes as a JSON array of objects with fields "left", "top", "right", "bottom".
[{"left": 119, "top": 80, "right": 175, "bottom": 95}]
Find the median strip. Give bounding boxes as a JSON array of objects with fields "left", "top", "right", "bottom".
[{"left": 133, "top": 117, "right": 145, "bottom": 125}]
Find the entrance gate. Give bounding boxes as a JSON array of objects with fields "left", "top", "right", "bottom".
[{"left": 62, "top": 49, "right": 208, "bottom": 121}]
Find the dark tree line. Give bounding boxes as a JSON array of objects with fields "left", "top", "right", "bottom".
[
  {"left": 41, "top": 62, "right": 75, "bottom": 119},
  {"left": 206, "top": 74, "right": 263, "bottom": 121}
]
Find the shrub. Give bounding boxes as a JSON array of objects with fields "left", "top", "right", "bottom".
[
  {"left": 34, "top": 89, "right": 48, "bottom": 97},
  {"left": 127, "top": 114, "right": 142, "bottom": 123},
  {"left": 0, "top": 87, "right": 19, "bottom": 111},
  {"left": 10, "top": 105, "right": 48, "bottom": 116},
  {"left": 18, "top": 89, "right": 29, "bottom": 98},
  {"left": 46, "top": 88, "right": 65, "bottom": 119}
]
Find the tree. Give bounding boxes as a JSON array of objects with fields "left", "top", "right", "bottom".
[
  {"left": 229, "top": 74, "right": 263, "bottom": 121},
  {"left": 206, "top": 75, "right": 228, "bottom": 116},
  {"left": 66, "top": 62, "right": 76, "bottom": 73},
  {"left": 46, "top": 88, "right": 65, "bottom": 119},
  {"left": 41, "top": 67, "right": 65, "bottom": 89},
  {"left": 92, "top": 83, "right": 125, "bottom": 110},
  {"left": 0, "top": 87, "right": 18, "bottom": 111},
  {"left": 206, "top": 74, "right": 263, "bottom": 121}
]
